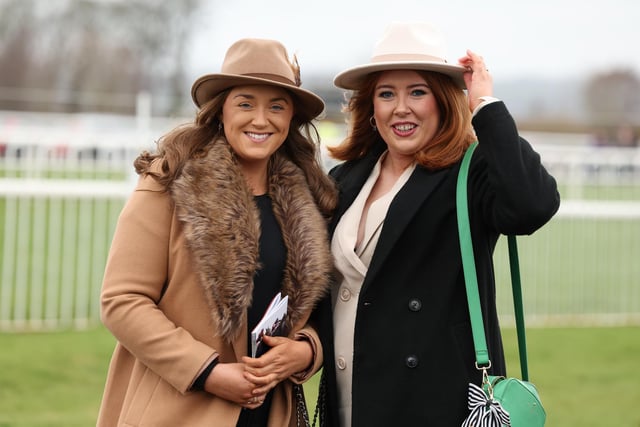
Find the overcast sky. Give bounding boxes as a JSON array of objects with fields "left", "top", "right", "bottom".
[{"left": 186, "top": 0, "right": 639, "bottom": 83}]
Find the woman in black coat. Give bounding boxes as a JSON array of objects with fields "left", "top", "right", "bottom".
[{"left": 313, "top": 22, "right": 560, "bottom": 426}]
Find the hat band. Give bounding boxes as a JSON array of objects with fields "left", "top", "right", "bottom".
[
  {"left": 242, "top": 73, "right": 297, "bottom": 87},
  {"left": 371, "top": 53, "right": 447, "bottom": 64}
]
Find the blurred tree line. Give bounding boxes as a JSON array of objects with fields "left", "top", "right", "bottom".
[
  {"left": 585, "top": 70, "right": 640, "bottom": 126},
  {"left": 583, "top": 69, "right": 640, "bottom": 146},
  {"left": 0, "top": 0, "right": 638, "bottom": 145},
  {"left": 517, "top": 68, "right": 640, "bottom": 146},
  {"left": 0, "top": 0, "right": 203, "bottom": 115}
]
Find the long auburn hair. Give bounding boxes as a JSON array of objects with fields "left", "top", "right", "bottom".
[
  {"left": 328, "top": 70, "right": 476, "bottom": 170},
  {"left": 134, "top": 88, "right": 337, "bottom": 218}
]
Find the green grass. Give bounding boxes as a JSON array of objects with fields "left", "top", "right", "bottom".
[
  {"left": 1, "top": 326, "right": 639, "bottom": 426},
  {"left": 0, "top": 166, "right": 638, "bottom": 425},
  {"left": 0, "top": 328, "right": 115, "bottom": 427},
  {"left": 502, "top": 326, "right": 640, "bottom": 427},
  {"left": 557, "top": 183, "right": 640, "bottom": 201},
  {"left": 491, "top": 218, "right": 640, "bottom": 321}
]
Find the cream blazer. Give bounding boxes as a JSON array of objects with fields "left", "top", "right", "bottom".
[{"left": 330, "top": 154, "right": 415, "bottom": 427}]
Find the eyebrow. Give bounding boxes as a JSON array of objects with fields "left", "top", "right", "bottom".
[
  {"left": 232, "top": 93, "right": 291, "bottom": 104},
  {"left": 376, "top": 83, "right": 430, "bottom": 90}
]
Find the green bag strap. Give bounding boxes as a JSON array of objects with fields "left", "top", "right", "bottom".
[
  {"left": 456, "top": 141, "right": 530, "bottom": 381},
  {"left": 507, "top": 234, "right": 530, "bottom": 381}
]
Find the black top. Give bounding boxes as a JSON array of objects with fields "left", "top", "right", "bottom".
[
  {"left": 237, "top": 194, "right": 287, "bottom": 427},
  {"left": 247, "top": 194, "right": 287, "bottom": 340},
  {"left": 192, "top": 194, "right": 287, "bottom": 426}
]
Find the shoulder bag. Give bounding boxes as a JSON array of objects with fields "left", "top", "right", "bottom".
[
  {"left": 294, "top": 382, "right": 311, "bottom": 427},
  {"left": 293, "top": 371, "right": 326, "bottom": 427},
  {"left": 457, "top": 142, "right": 546, "bottom": 427}
]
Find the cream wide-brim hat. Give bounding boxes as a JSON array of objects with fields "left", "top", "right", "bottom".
[
  {"left": 334, "top": 22, "right": 467, "bottom": 90},
  {"left": 191, "top": 38, "right": 325, "bottom": 120}
]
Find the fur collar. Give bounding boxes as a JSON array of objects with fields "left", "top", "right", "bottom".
[{"left": 171, "top": 139, "right": 333, "bottom": 341}]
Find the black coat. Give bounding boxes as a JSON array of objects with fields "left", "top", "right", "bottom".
[{"left": 314, "top": 102, "right": 560, "bottom": 426}]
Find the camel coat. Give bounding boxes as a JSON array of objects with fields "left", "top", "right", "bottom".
[{"left": 97, "top": 140, "right": 333, "bottom": 427}]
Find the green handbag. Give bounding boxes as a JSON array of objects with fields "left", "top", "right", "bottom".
[{"left": 457, "top": 142, "right": 546, "bottom": 427}]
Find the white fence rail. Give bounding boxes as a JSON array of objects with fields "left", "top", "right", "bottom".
[{"left": 1, "top": 116, "right": 639, "bottom": 330}]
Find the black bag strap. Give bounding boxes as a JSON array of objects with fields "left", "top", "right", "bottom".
[{"left": 456, "top": 141, "right": 530, "bottom": 381}]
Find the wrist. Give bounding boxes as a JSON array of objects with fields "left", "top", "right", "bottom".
[
  {"left": 292, "top": 335, "right": 314, "bottom": 379},
  {"left": 472, "top": 96, "right": 500, "bottom": 117},
  {"left": 192, "top": 357, "right": 219, "bottom": 391}
]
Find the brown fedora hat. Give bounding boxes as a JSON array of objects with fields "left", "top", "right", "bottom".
[
  {"left": 334, "top": 22, "right": 466, "bottom": 90},
  {"left": 191, "top": 38, "right": 325, "bottom": 119}
]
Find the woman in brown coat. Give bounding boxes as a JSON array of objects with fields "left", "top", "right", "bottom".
[{"left": 97, "top": 38, "right": 337, "bottom": 427}]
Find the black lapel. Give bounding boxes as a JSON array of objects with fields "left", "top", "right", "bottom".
[
  {"left": 329, "top": 152, "right": 381, "bottom": 234},
  {"left": 362, "top": 165, "right": 451, "bottom": 290}
]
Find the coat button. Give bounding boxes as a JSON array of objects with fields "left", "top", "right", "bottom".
[
  {"left": 408, "top": 298, "right": 422, "bottom": 311},
  {"left": 337, "top": 357, "right": 347, "bottom": 370},
  {"left": 339, "top": 288, "right": 351, "bottom": 301},
  {"left": 405, "top": 355, "right": 419, "bottom": 368}
]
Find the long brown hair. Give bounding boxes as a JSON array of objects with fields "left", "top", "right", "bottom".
[
  {"left": 134, "top": 88, "right": 337, "bottom": 218},
  {"left": 328, "top": 70, "right": 476, "bottom": 170}
]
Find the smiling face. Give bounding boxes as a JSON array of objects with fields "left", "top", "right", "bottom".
[
  {"left": 221, "top": 84, "right": 294, "bottom": 169},
  {"left": 372, "top": 70, "right": 441, "bottom": 162}
]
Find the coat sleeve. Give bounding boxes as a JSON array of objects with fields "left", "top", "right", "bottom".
[
  {"left": 100, "top": 174, "right": 216, "bottom": 394},
  {"left": 471, "top": 101, "right": 561, "bottom": 235},
  {"left": 289, "top": 325, "right": 323, "bottom": 383}
]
